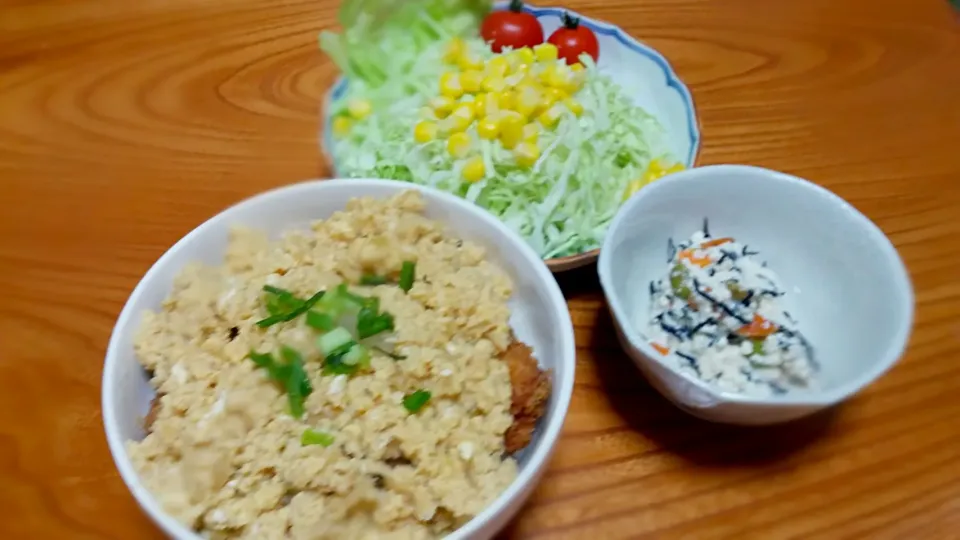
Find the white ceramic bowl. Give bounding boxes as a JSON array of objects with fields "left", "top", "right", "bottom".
[
  {"left": 598, "top": 165, "right": 913, "bottom": 425},
  {"left": 102, "top": 179, "right": 576, "bottom": 539},
  {"left": 320, "top": 2, "right": 700, "bottom": 272}
]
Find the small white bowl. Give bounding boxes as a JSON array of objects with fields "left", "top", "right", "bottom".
[
  {"left": 598, "top": 165, "right": 913, "bottom": 425},
  {"left": 102, "top": 179, "right": 576, "bottom": 539},
  {"left": 320, "top": 2, "right": 700, "bottom": 272}
]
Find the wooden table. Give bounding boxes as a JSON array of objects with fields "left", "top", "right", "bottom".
[{"left": 2, "top": 0, "right": 959, "bottom": 537}]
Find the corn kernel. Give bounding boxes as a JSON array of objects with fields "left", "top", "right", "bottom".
[
  {"left": 522, "top": 123, "right": 539, "bottom": 143},
  {"left": 498, "top": 113, "right": 525, "bottom": 149},
  {"left": 543, "top": 64, "right": 572, "bottom": 89},
  {"left": 570, "top": 62, "right": 585, "bottom": 73},
  {"left": 444, "top": 38, "right": 466, "bottom": 64},
  {"left": 496, "top": 90, "right": 516, "bottom": 111},
  {"left": 540, "top": 90, "right": 559, "bottom": 111},
  {"left": 515, "top": 86, "right": 542, "bottom": 118},
  {"left": 347, "top": 99, "right": 372, "bottom": 120},
  {"left": 534, "top": 43, "right": 559, "bottom": 63},
  {"left": 665, "top": 162, "right": 686, "bottom": 175},
  {"left": 481, "top": 75, "right": 507, "bottom": 93},
  {"left": 458, "top": 52, "right": 484, "bottom": 71},
  {"left": 332, "top": 116, "right": 352, "bottom": 137},
  {"left": 514, "top": 141, "right": 541, "bottom": 167},
  {"left": 622, "top": 179, "right": 644, "bottom": 201},
  {"left": 487, "top": 56, "right": 510, "bottom": 77},
  {"left": 564, "top": 97, "right": 583, "bottom": 116},
  {"left": 447, "top": 132, "right": 472, "bottom": 159},
  {"left": 546, "top": 87, "right": 567, "bottom": 101},
  {"left": 430, "top": 96, "right": 456, "bottom": 119},
  {"left": 414, "top": 121, "right": 438, "bottom": 144},
  {"left": 440, "top": 72, "right": 464, "bottom": 99},
  {"left": 472, "top": 93, "right": 490, "bottom": 117},
  {"left": 461, "top": 70, "right": 483, "bottom": 93},
  {"left": 447, "top": 103, "right": 474, "bottom": 132},
  {"left": 516, "top": 47, "right": 536, "bottom": 65},
  {"left": 477, "top": 117, "right": 500, "bottom": 140},
  {"left": 538, "top": 104, "right": 564, "bottom": 129},
  {"left": 462, "top": 156, "right": 486, "bottom": 183}
]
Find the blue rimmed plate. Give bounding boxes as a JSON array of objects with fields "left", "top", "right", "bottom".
[{"left": 321, "top": 2, "right": 701, "bottom": 272}]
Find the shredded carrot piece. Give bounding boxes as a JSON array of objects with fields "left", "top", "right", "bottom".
[
  {"left": 651, "top": 342, "right": 670, "bottom": 356},
  {"left": 737, "top": 314, "right": 778, "bottom": 338},
  {"left": 678, "top": 249, "right": 712, "bottom": 268},
  {"left": 699, "top": 237, "right": 734, "bottom": 249}
]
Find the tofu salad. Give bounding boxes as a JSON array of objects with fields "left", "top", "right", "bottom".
[{"left": 645, "top": 221, "right": 817, "bottom": 397}]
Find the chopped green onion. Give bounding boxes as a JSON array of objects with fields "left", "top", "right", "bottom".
[
  {"left": 317, "top": 327, "right": 355, "bottom": 357},
  {"left": 399, "top": 261, "right": 415, "bottom": 292},
  {"left": 357, "top": 306, "right": 394, "bottom": 339},
  {"left": 257, "top": 287, "right": 326, "bottom": 328},
  {"left": 343, "top": 343, "right": 371, "bottom": 368},
  {"left": 301, "top": 428, "right": 335, "bottom": 447},
  {"left": 306, "top": 311, "right": 335, "bottom": 332},
  {"left": 402, "top": 389, "right": 431, "bottom": 413},
  {"left": 373, "top": 346, "right": 405, "bottom": 361},
  {"left": 281, "top": 346, "right": 312, "bottom": 418},
  {"left": 360, "top": 274, "right": 388, "bottom": 286},
  {"left": 263, "top": 285, "right": 294, "bottom": 296},
  {"left": 322, "top": 343, "right": 361, "bottom": 375},
  {"left": 247, "top": 348, "right": 312, "bottom": 418}
]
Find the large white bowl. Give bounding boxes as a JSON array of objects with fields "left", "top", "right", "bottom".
[
  {"left": 321, "top": 2, "right": 700, "bottom": 272},
  {"left": 598, "top": 165, "right": 913, "bottom": 425},
  {"left": 102, "top": 179, "right": 576, "bottom": 539}
]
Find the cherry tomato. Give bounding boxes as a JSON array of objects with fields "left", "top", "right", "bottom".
[
  {"left": 546, "top": 12, "right": 600, "bottom": 65},
  {"left": 480, "top": 0, "right": 544, "bottom": 53}
]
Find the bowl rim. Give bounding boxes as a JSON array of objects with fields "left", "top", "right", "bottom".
[
  {"left": 597, "top": 164, "right": 915, "bottom": 407},
  {"left": 321, "top": 2, "right": 703, "bottom": 270},
  {"left": 101, "top": 178, "right": 577, "bottom": 539}
]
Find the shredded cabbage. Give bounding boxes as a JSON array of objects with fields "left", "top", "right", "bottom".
[{"left": 321, "top": 2, "right": 675, "bottom": 258}]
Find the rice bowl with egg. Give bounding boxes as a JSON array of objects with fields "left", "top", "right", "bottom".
[{"left": 127, "top": 191, "right": 552, "bottom": 538}]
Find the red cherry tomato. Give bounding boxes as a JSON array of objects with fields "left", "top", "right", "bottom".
[
  {"left": 480, "top": 0, "right": 544, "bottom": 53},
  {"left": 547, "top": 12, "right": 599, "bottom": 65}
]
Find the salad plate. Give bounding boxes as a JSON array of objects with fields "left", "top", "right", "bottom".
[{"left": 320, "top": 1, "right": 700, "bottom": 273}]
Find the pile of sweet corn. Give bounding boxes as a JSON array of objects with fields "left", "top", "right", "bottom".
[
  {"left": 406, "top": 39, "right": 589, "bottom": 182},
  {"left": 330, "top": 37, "right": 686, "bottom": 191},
  {"left": 622, "top": 159, "right": 686, "bottom": 200}
]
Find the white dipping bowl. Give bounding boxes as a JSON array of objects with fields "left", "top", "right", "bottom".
[
  {"left": 102, "top": 179, "right": 576, "bottom": 539},
  {"left": 598, "top": 165, "right": 913, "bottom": 425}
]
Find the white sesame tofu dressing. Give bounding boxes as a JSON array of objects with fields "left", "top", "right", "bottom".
[{"left": 644, "top": 223, "right": 817, "bottom": 397}]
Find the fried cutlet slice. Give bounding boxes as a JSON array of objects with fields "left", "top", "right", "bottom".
[{"left": 502, "top": 340, "right": 552, "bottom": 453}]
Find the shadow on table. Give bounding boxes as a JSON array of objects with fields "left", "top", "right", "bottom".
[
  {"left": 553, "top": 263, "right": 602, "bottom": 301},
  {"left": 585, "top": 295, "right": 839, "bottom": 467}
]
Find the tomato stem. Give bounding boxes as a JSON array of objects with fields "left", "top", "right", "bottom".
[
  {"left": 508, "top": 0, "right": 525, "bottom": 13},
  {"left": 561, "top": 11, "right": 581, "bottom": 29}
]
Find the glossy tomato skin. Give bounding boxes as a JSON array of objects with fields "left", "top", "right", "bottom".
[
  {"left": 547, "top": 21, "right": 600, "bottom": 64},
  {"left": 480, "top": 9, "right": 544, "bottom": 53}
]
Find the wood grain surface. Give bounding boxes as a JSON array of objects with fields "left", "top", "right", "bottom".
[{"left": 2, "top": 0, "right": 960, "bottom": 538}]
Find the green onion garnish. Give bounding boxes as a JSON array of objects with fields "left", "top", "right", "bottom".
[
  {"left": 399, "top": 261, "right": 415, "bottom": 292},
  {"left": 256, "top": 286, "right": 325, "bottom": 328},
  {"left": 301, "top": 428, "right": 335, "bottom": 447},
  {"left": 247, "top": 347, "right": 312, "bottom": 418},
  {"left": 360, "top": 274, "right": 388, "bottom": 286},
  {"left": 321, "top": 340, "right": 362, "bottom": 376},
  {"left": 402, "top": 389, "right": 431, "bottom": 413},
  {"left": 357, "top": 306, "right": 394, "bottom": 339},
  {"left": 373, "top": 346, "right": 405, "bottom": 361},
  {"left": 281, "top": 346, "right": 312, "bottom": 418},
  {"left": 306, "top": 311, "right": 335, "bottom": 332}
]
